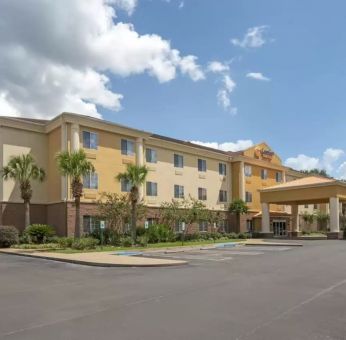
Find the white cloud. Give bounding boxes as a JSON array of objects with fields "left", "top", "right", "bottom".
[
  {"left": 337, "top": 162, "right": 346, "bottom": 179},
  {"left": 0, "top": 0, "right": 203, "bottom": 119},
  {"left": 207, "top": 61, "right": 230, "bottom": 73},
  {"left": 231, "top": 26, "right": 269, "bottom": 48},
  {"left": 179, "top": 55, "right": 205, "bottom": 81},
  {"left": 178, "top": 1, "right": 184, "bottom": 9},
  {"left": 285, "top": 154, "right": 320, "bottom": 171},
  {"left": 217, "top": 74, "right": 237, "bottom": 114},
  {"left": 285, "top": 148, "right": 344, "bottom": 174},
  {"left": 246, "top": 72, "right": 270, "bottom": 81},
  {"left": 190, "top": 140, "right": 253, "bottom": 152}
]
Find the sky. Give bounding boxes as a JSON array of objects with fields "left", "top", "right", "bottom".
[{"left": 1, "top": 0, "right": 346, "bottom": 178}]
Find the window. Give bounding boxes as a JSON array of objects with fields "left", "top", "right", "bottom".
[
  {"left": 198, "top": 187, "right": 207, "bottom": 200},
  {"left": 174, "top": 185, "right": 184, "bottom": 199},
  {"left": 276, "top": 172, "right": 283, "bottom": 183},
  {"left": 199, "top": 221, "right": 208, "bottom": 232},
  {"left": 261, "top": 169, "right": 268, "bottom": 180},
  {"left": 146, "top": 148, "right": 157, "bottom": 163},
  {"left": 83, "top": 172, "right": 98, "bottom": 189},
  {"left": 175, "top": 221, "right": 184, "bottom": 233},
  {"left": 146, "top": 181, "right": 157, "bottom": 196},
  {"left": 121, "top": 139, "right": 135, "bottom": 156},
  {"left": 219, "top": 163, "right": 227, "bottom": 175},
  {"left": 83, "top": 131, "right": 98, "bottom": 149},
  {"left": 244, "top": 165, "right": 252, "bottom": 177},
  {"left": 121, "top": 178, "right": 131, "bottom": 192},
  {"left": 219, "top": 190, "right": 228, "bottom": 203},
  {"left": 198, "top": 159, "right": 207, "bottom": 172},
  {"left": 147, "top": 218, "right": 158, "bottom": 226},
  {"left": 174, "top": 154, "right": 184, "bottom": 168},
  {"left": 246, "top": 219, "right": 254, "bottom": 233},
  {"left": 83, "top": 216, "right": 100, "bottom": 234},
  {"left": 217, "top": 220, "right": 228, "bottom": 233},
  {"left": 245, "top": 191, "right": 252, "bottom": 203},
  {"left": 314, "top": 204, "right": 318, "bottom": 210},
  {"left": 304, "top": 204, "right": 309, "bottom": 209}
]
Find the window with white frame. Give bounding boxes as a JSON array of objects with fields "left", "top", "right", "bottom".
[
  {"left": 120, "top": 178, "right": 131, "bottom": 192},
  {"left": 276, "top": 171, "right": 283, "bottom": 182},
  {"left": 175, "top": 221, "right": 184, "bottom": 233},
  {"left": 199, "top": 220, "right": 208, "bottom": 232},
  {"left": 245, "top": 191, "right": 252, "bottom": 203},
  {"left": 146, "top": 181, "right": 158, "bottom": 196},
  {"left": 219, "top": 163, "right": 227, "bottom": 175},
  {"left": 83, "top": 172, "right": 98, "bottom": 189},
  {"left": 198, "top": 187, "right": 207, "bottom": 200},
  {"left": 261, "top": 169, "right": 268, "bottom": 180},
  {"left": 146, "top": 148, "right": 157, "bottom": 163},
  {"left": 83, "top": 131, "right": 98, "bottom": 149},
  {"left": 83, "top": 216, "right": 100, "bottom": 234},
  {"left": 174, "top": 185, "right": 184, "bottom": 199},
  {"left": 198, "top": 159, "right": 207, "bottom": 172},
  {"left": 219, "top": 190, "right": 228, "bottom": 203},
  {"left": 244, "top": 165, "right": 252, "bottom": 177},
  {"left": 121, "top": 139, "right": 135, "bottom": 156},
  {"left": 174, "top": 154, "right": 184, "bottom": 168}
]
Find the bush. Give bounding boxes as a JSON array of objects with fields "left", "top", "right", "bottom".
[
  {"left": 136, "top": 227, "right": 147, "bottom": 237},
  {"left": 120, "top": 236, "right": 132, "bottom": 247},
  {"left": 57, "top": 237, "right": 74, "bottom": 249},
  {"left": 138, "top": 235, "right": 148, "bottom": 247},
  {"left": 25, "top": 224, "right": 55, "bottom": 244},
  {"left": 71, "top": 237, "right": 99, "bottom": 250},
  {"left": 146, "top": 224, "right": 175, "bottom": 243},
  {"left": 91, "top": 228, "right": 121, "bottom": 246},
  {"left": 0, "top": 226, "right": 19, "bottom": 248}
]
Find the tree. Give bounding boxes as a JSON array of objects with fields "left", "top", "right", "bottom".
[
  {"left": 300, "top": 168, "right": 330, "bottom": 178},
  {"left": 97, "top": 192, "right": 146, "bottom": 234},
  {"left": 116, "top": 164, "right": 148, "bottom": 244},
  {"left": 301, "top": 211, "right": 315, "bottom": 232},
  {"left": 229, "top": 199, "right": 248, "bottom": 233},
  {"left": 1, "top": 154, "right": 45, "bottom": 228},
  {"left": 315, "top": 211, "right": 329, "bottom": 231},
  {"left": 56, "top": 150, "right": 95, "bottom": 238}
]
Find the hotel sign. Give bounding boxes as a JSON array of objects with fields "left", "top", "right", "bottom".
[{"left": 254, "top": 148, "right": 275, "bottom": 161}]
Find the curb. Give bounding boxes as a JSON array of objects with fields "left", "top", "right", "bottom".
[
  {"left": 245, "top": 242, "right": 303, "bottom": 247},
  {"left": 0, "top": 250, "right": 188, "bottom": 268}
]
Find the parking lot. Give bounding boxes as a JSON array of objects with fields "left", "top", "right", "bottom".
[{"left": 1, "top": 240, "right": 346, "bottom": 340}]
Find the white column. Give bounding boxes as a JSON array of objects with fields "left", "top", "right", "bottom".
[
  {"left": 71, "top": 123, "right": 80, "bottom": 151},
  {"left": 136, "top": 137, "right": 144, "bottom": 200},
  {"left": 239, "top": 161, "right": 245, "bottom": 201},
  {"left": 61, "top": 123, "right": 68, "bottom": 200},
  {"left": 329, "top": 197, "right": 340, "bottom": 232},
  {"left": 291, "top": 204, "right": 300, "bottom": 232},
  {"left": 261, "top": 203, "right": 270, "bottom": 234}
]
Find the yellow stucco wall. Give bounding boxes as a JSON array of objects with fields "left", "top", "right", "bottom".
[
  {"left": 1, "top": 126, "right": 48, "bottom": 203},
  {"left": 231, "top": 162, "right": 241, "bottom": 200},
  {"left": 244, "top": 163, "right": 284, "bottom": 212},
  {"left": 47, "top": 127, "right": 61, "bottom": 202},
  {"left": 144, "top": 141, "right": 231, "bottom": 210}
]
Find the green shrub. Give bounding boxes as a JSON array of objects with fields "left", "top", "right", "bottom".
[
  {"left": 237, "top": 232, "right": 248, "bottom": 239},
  {"left": 146, "top": 224, "right": 175, "bottom": 243},
  {"left": 0, "top": 226, "right": 19, "bottom": 248},
  {"left": 120, "top": 236, "right": 132, "bottom": 247},
  {"left": 71, "top": 237, "right": 99, "bottom": 250},
  {"left": 16, "top": 243, "right": 61, "bottom": 250},
  {"left": 26, "top": 224, "right": 55, "bottom": 244},
  {"left": 138, "top": 235, "right": 148, "bottom": 247},
  {"left": 136, "top": 227, "right": 146, "bottom": 237},
  {"left": 91, "top": 228, "right": 121, "bottom": 246},
  {"left": 57, "top": 237, "right": 74, "bottom": 249}
]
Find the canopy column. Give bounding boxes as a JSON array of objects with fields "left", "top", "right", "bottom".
[
  {"left": 261, "top": 203, "right": 273, "bottom": 237},
  {"left": 290, "top": 204, "right": 301, "bottom": 237},
  {"left": 328, "top": 197, "right": 342, "bottom": 239}
]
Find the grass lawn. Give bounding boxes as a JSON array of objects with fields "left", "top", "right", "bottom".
[{"left": 51, "top": 239, "right": 246, "bottom": 254}]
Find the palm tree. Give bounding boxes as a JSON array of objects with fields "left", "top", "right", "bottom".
[
  {"left": 116, "top": 164, "right": 148, "bottom": 245},
  {"left": 56, "top": 150, "right": 95, "bottom": 238},
  {"left": 229, "top": 199, "right": 248, "bottom": 233},
  {"left": 1, "top": 154, "right": 45, "bottom": 228}
]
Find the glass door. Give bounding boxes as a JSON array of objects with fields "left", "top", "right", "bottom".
[{"left": 273, "top": 220, "right": 287, "bottom": 236}]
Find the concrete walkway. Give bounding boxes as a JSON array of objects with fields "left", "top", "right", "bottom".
[{"left": 0, "top": 249, "right": 187, "bottom": 267}]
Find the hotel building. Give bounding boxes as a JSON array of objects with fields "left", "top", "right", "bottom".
[{"left": 0, "top": 112, "right": 326, "bottom": 237}]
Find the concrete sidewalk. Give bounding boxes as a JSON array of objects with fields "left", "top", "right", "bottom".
[{"left": 0, "top": 249, "right": 187, "bottom": 267}]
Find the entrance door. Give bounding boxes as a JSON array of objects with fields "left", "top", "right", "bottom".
[{"left": 273, "top": 219, "right": 287, "bottom": 236}]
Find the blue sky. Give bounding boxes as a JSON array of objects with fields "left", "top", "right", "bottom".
[{"left": 1, "top": 0, "right": 346, "bottom": 177}]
